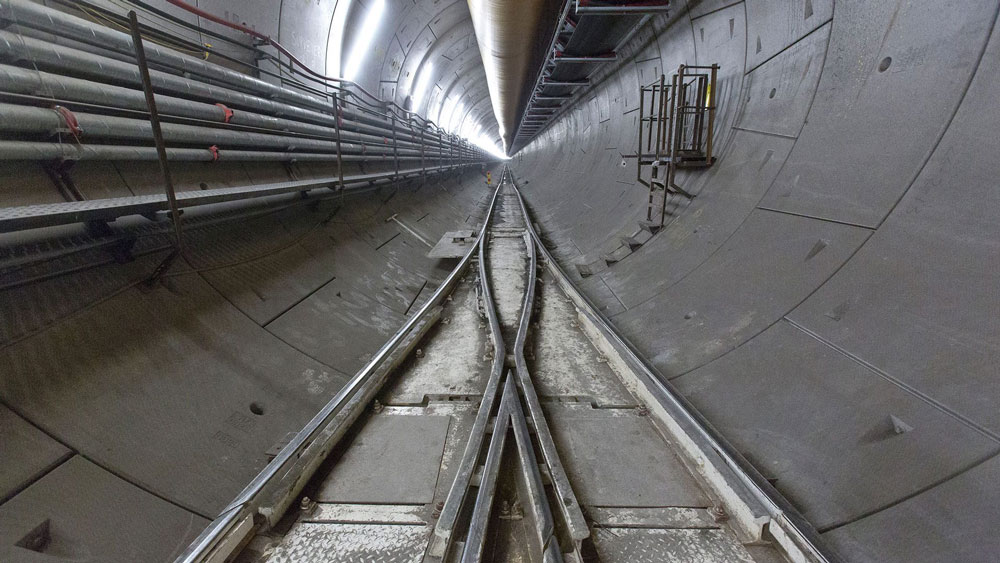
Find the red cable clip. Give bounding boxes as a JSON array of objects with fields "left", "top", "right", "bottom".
[
  {"left": 52, "top": 105, "right": 83, "bottom": 139},
  {"left": 215, "top": 103, "right": 234, "bottom": 123},
  {"left": 208, "top": 145, "right": 220, "bottom": 162}
]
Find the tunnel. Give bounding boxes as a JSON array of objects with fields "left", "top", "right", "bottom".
[{"left": 0, "top": 0, "right": 998, "bottom": 562}]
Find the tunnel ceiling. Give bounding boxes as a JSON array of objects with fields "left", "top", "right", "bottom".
[
  {"left": 350, "top": 0, "right": 502, "bottom": 147},
  {"left": 465, "top": 0, "right": 564, "bottom": 151},
  {"left": 173, "top": 0, "right": 504, "bottom": 147}
]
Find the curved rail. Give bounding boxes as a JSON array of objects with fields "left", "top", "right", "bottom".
[
  {"left": 174, "top": 181, "right": 506, "bottom": 563},
  {"left": 428, "top": 167, "right": 510, "bottom": 559},
  {"left": 457, "top": 168, "right": 560, "bottom": 563},
  {"left": 506, "top": 171, "right": 842, "bottom": 563},
  {"left": 507, "top": 167, "right": 590, "bottom": 552}
]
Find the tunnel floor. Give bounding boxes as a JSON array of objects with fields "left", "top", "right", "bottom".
[{"left": 236, "top": 179, "right": 788, "bottom": 563}]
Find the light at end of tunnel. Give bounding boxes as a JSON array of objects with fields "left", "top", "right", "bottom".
[
  {"left": 344, "top": 0, "right": 385, "bottom": 82},
  {"left": 474, "top": 132, "right": 508, "bottom": 160},
  {"left": 411, "top": 61, "right": 434, "bottom": 112},
  {"left": 325, "top": 0, "right": 352, "bottom": 78}
]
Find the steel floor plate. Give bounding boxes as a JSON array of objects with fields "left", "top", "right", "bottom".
[
  {"left": 316, "top": 414, "right": 449, "bottom": 504},
  {"left": 265, "top": 522, "right": 428, "bottom": 563},
  {"left": 530, "top": 274, "right": 635, "bottom": 407},
  {"left": 546, "top": 407, "right": 709, "bottom": 507},
  {"left": 381, "top": 281, "right": 489, "bottom": 405},
  {"left": 591, "top": 527, "right": 756, "bottom": 563}
]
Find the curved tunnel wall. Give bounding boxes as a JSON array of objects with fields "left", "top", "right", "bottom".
[
  {"left": 513, "top": 1, "right": 1000, "bottom": 561},
  {"left": 0, "top": 1, "right": 499, "bottom": 560},
  {"left": 2, "top": 1, "right": 1000, "bottom": 562},
  {"left": 1, "top": 162, "right": 500, "bottom": 560},
  {"left": 350, "top": 0, "right": 502, "bottom": 144}
]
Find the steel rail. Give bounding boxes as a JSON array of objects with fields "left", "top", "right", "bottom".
[
  {"left": 173, "top": 180, "right": 505, "bottom": 563},
  {"left": 461, "top": 374, "right": 516, "bottom": 563},
  {"left": 503, "top": 375, "right": 560, "bottom": 562},
  {"left": 507, "top": 171, "right": 842, "bottom": 563},
  {"left": 458, "top": 172, "right": 560, "bottom": 563},
  {"left": 508, "top": 168, "right": 589, "bottom": 551},
  {"left": 462, "top": 374, "right": 562, "bottom": 563},
  {"left": 428, "top": 169, "right": 510, "bottom": 559}
]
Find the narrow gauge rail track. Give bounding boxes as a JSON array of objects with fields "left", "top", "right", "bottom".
[{"left": 177, "top": 167, "right": 838, "bottom": 563}]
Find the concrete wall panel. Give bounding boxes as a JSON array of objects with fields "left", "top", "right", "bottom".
[
  {"left": 597, "top": 129, "right": 795, "bottom": 308},
  {"left": 675, "top": 321, "right": 998, "bottom": 529},
  {"left": 787, "top": 17, "right": 1000, "bottom": 436},
  {"left": 1, "top": 272, "right": 346, "bottom": 515},
  {"left": 612, "top": 209, "right": 870, "bottom": 376},
  {"left": 823, "top": 455, "right": 1000, "bottom": 563},
  {"left": 692, "top": 3, "right": 747, "bottom": 153},
  {"left": 278, "top": 0, "right": 336, "bottom": 75},
  {"left": 0, "top": 405, "right": 70, "bottom": 502},
  {"left": 0, "top": 457, "right": 206, "bottom": 563},
  {"left": 510, "top": 1, "right": 1000, "bottom": 559},
  {"left": 735, "top": 22, "right": 828, "bottom": 138},
  {"left": 759, "top": 0, "right": 998, "bottom": 227},
  {"left": 745, "top": 0, "right": 832, "bottom": 70}
]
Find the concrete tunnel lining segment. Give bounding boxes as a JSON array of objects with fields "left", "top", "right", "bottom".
[{"left": 1, "top": 0, "right": 999, "bottom": 561}]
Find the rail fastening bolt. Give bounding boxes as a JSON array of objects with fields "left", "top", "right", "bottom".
[{"left": 709, "top": 505, "right": 728, "bottom": 522}]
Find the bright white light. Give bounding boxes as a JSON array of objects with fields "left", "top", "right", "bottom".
[
  {"left": 411, "top": 61, "right": 434, "bottom": 112},
  {"left": 474, "top": 132, "right": 508, "bottom": 160},
  {"left": 344, "top": 0, "right": 385, "bottom": 82},
  {"left": 326, "top": 0, "right": 352, "bottom": 78},
  {"left": 460, "top": 116, "right": 478, "bottom": 139}
]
